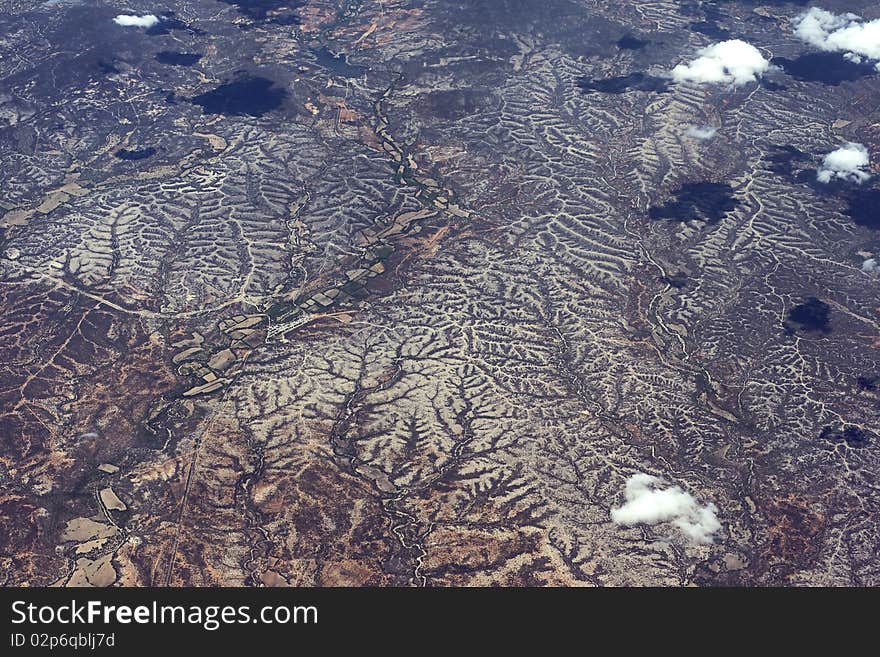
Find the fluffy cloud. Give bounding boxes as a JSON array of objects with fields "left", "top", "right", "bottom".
[
  {"left": 671, "top": 40, "right": 771, "bottom": 87},
  {"left": 817, "top": 142, "right": 871, "bottom": 184},
  {"left": 686, "top": 125, "right": 718, "bottom": 140},
  {"left": 863, "top": 257, "right": 879, "bottom": 273},
  {"left": 610, "top": 473, "right": 721, "bottom": 544},
  {"left": 113, "top": 14, "right": 160, "bottom": 28},
  {"left": 794, "top": 8, "right": 880, "bottom": 70}
]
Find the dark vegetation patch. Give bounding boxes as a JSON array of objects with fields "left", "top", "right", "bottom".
[
  {"left": 764, "top": 145, "right": 879, "bottom": 204},
  {"left": 764, "top": 144, "right": 809, "bottom": 178},
  {"left": 732, "top": 0, "right": 810, "bottom": 4},
  {"left": 648, "top": 182, "right": 738, "bottom": 224},
  {"left": 765, "top": 145, "right": 880, "bottom": 228},
  {"left": 685, "top": 2, "right": 731, "bottom": 39},
  {"left": 856, "top": 375, "right": 877, "bottom": 391},
  {"left": 189, "top": 75, "right": 286, "bottom": 117},
  {"left": 664, "top": 272, "right": 690, "bottom": 289},
  {"left": 218, "top": 0, "right": 304, "bottom": 24},
  {"left": 17, "top": 5, "right": 147, "bottom": 95},
  {"left": 617, "top": 34, "right": 648, "bottom": 50},
  {"left": 773, "top": 53, "right": 877, "bottom": 86},
  {"left": 433, "top": 0, "right": 623, "bottom": 59},
  {"left": 415, "top": 89, "right": 493, "bottom": 120},
  {"left": 845, "top": 189, "right": 880, "bottom": 230},
  {"left": 114, "top": 147, "right": 156, "bottom": 160},
  {"left": 269, "top": 13, "right": 301, "bottom": 25},
  {"left": 689, "top": 20, "right": 731, "bottom": 39},
  {"left": 785, "top": 297, "right": 831, "bottom": 333},
  {"left": 145, "top": 12, "right": 203, "bottom": 36},
  {"left": 97, "top": 60, "right": 120, "bottom": 75},
  {"left": 820, "top": 425, "right": 872, "bottom": 448},
  {"left": 577, "top": 72, "right": 669, "bottom": 93},
  {"left": 761, "top": 79, "right": 787, "bottom": 91},
  {"left": 155, "top": 52, "right": 202, "bottom": 66}
]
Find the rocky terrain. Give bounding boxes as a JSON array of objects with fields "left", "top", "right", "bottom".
[{"left": 1, "top": 0, "right": 879, "bottom": 586}]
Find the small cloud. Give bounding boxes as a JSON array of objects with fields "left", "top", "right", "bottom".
[
  {"left": 671, "top": 40, "right": 771, "bottom": 87},
  {"left": 610, "top": 473, "right": 721, "bottom": 544},
  {"left": 817, "top": 142, "right": 871, "bottom": 184},
  {"left": 686, "top": 125, "right": 718, "bottom": 140},
  {"left": 863, "top": 257, "right": 879, "bottom": 273},
  {"left": 794, "top": 8, "right": 880, "bottom": 71},
  {"left": 113, "top": 14, "right": 160, "bottom": 28}
]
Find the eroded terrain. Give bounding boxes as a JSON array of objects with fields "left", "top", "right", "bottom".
[{"left": 1, "top": 0, "right": 879, "bottom": 586}]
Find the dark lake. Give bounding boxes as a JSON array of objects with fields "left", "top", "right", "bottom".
[
  {"left": 311, "top": 47, "right": 368, "bottom": 78},
  {"left": 189, "top": 76, "right": 286, "bottom": 117}
]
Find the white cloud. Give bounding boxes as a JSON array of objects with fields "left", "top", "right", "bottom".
[
  {"left": 610, "top": 473, "right": 721, "bottom": 544},
  {"left": 686, "top": 125, "right": 718, "bottom": 140},
  {"left": 671, "top": 40, "right": 771, "bottom": 87},
  {"left": 794, "top": 8, "right": 880, "bottom": 71},
  {"left": 817, "top": 142, "right": 871, "bottom": 184},
  {"left": 113, "top": 14, "right": 160, "bottom": 28},
  {"left": 863, "top": 257, "right": 879, "bottom": 273}
]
